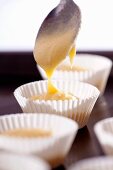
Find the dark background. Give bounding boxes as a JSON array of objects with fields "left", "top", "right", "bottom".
[
  {"left": 0, "top": 51, "right": 113, "bottom": 80},
  {"left": 0, "top": 51, "right": 113, "bottom": 169}
]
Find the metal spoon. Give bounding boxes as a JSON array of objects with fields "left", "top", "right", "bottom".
[{"left": 34, "top": 0, "right": 81, "bottom": 74}]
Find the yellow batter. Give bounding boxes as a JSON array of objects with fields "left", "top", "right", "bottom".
[
  {"left": 69, "top": 45, "right": 76, "bottom": 65},
  {"left": 2, "top": 128, "right": 52, "bottom": 138},
  {"left": 57, "top": 65, "right": 87, "bottom": 72},
  {"left": 34, "top": 29, "right": 76, "bottom": 99},
  {"left": 31, "top": 91, "right": 76, "bottom": 101}
]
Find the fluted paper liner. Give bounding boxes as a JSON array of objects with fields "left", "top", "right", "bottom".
[
  {"left": 94, "top": 117, "right": 113, "bottom": 155},
  {"left": 37, "top": 54, "right": 112, "bottom": 94},
  {"left": 14, "top": 80, "right": 100, "bottom": 128},
  {"left": 0, "top": 152, "right": 50, "bottom": 170},
  {"left": 70, "top": 156, "right": 113, "bottom": 170},
  {"left": 0, "top": 113, "right": 78, "bottom": 167}
]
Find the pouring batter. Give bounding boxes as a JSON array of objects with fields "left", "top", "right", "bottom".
[{"left": 33, "top": 0, "right": 81, "bottom": 98}]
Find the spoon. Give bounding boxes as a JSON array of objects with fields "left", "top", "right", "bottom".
[{"left": 34, "top": 0, "right": 81, "bottom": 93}]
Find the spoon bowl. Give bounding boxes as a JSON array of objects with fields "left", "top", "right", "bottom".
[{"left": 34, "top": 0, "right": 81, "bottom": 71}]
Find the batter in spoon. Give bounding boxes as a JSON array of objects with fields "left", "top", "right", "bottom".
[{"left": 33, "top": 0, "right": 81, "bottom": 98}]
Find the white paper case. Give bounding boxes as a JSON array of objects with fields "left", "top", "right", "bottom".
[
  {"left": 14, "top": 80, "right": 100, "bottom": 128},
  {"left": 37, "top": 54, "right": 112, "bottom": 94},
  {"left": 0, "top": 152, "right": 50, "bottom": 170},
  {"left": 69, "top": 156, "right": 113, "bottom": 170},
  {"left": 94, "top": 117, "right": 113, "bottom": 155},
  {"left": 0, "top": 113, "right": 78, "bottom": 167}
]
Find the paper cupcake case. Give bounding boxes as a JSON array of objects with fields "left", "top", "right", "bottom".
[
  {"left": 37, "top": 54, "right": 112, "bottom": 94},
  {"left": 69, "top": 156, "right": 113, "bottom": 170},
  {"left": 94, "top": 117, "right": 113, "bottom": 155},
  {"left": 14, "top": 80, "right": 100, "bottom": 128},
  {"left": 0, "top": 152, "right": 50, "bottom": 170},
  {"left": 0, "top": 113, "right": 78, "bottom": 167}
]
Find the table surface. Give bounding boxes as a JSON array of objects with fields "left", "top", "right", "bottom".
[{"left": 0, "top": 76, "right": 113, "bottom": 170}]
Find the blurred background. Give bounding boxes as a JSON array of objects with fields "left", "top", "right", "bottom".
[
  {"left": 0, "top": 0, "right": 113, "bottom": 51},
  {"left": 0, "top": 0, "right": 113, "bottom": 80}
]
